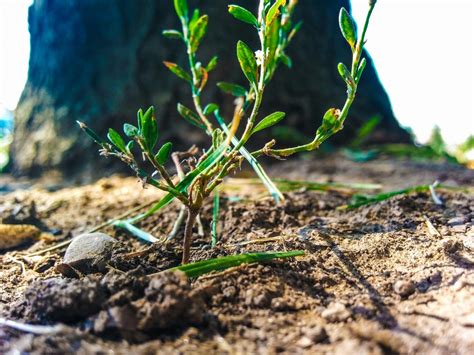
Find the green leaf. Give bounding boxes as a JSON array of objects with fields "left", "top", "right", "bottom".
[
  {"left": 203, "top": 103, "right": 218, "bottom": 115},
  {"left": 266, "top": 0, "right": 285, "bottom": 27},
  {"left": 155, "top": 142, "right": 173, "bottom": 165},
  {"left": 77, "top": 121, "right": 105, "bottom": 147},
  {"left": 228, "top": 5, "right": 258, "bottom": 26},
  {"left": 177, "top": 103, "right": 206, "bottom": 130},
  {"left": 162, "top": 29, "right": 183, "bottom": 40},
  {"left": 339, "top": 8, "right": 357, "bottom": 49},
  {"left": 317, "top": 108, "right": 341, "bottom": 137},
  {"left": 288, "top": 21, "right": 303, "bottom": 42},
  {"left": 107, "top": 128, "right": 126, "bottom": 153},
  {"left": 173, "top": 0, "right": 188, "bottom": 19},
  {"left": 141, "top": 107, "right": 158, "bottom": 150},
  {"left": 189, "top": 9, "right": 200, "bottom": 28},
  {"left": 137, "top": 109, "right": 143, "bottom": 131},
  {"left": 140, "top": 106, "right": 154, "bottom": 132},
  {"left": 355, "top": 57, "right": 367, "bottom": 82},
  {"left": 350, "top": 114, "right": 381, "bottom": 148},
  {"left": 206, "top": 56, "right": 218, "bottom": 72},
  {"left": 280, "top": 54, "right": 292, "bottom": 68},
  {"left": 212, "top": 128, "right": 224, "bottom": 150},
  {"left": 251, "top": 112, "right": 286, "bottom": 134},
  {"left": 264, "top": 18, "right": 279, "bottom": 78},
  {"left": 123, "top": 123, "right": 138, "bottom": 137},
  {"left": 190, "top": 15, "right": 208, "bottom": 53},
  {"left": 163, "top": 61, "right": 191, "bottom": 83},
  {"left": 217, "top": 82, "right": 247, "bottom": 97},
  {"left": 126, "top": 140, "right": 134, "bottom": 154},
  {"left": 337, "top": 62, "right": 355, "bottom": 87},
  {"left": 170, "top": 250, "right": 305, "bottom": 278},
  {"left": 236, "top": 41, "right": 258, "bottom": 86},
  {"left": 323, "top": 108, "right": 339, "bottom": 126}
]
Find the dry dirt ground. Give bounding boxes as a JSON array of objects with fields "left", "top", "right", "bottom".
[{"left": 0, "top": 154, "right": 473, "bottom": 354}]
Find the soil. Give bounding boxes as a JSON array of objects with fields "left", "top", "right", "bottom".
[{"left": 1, "top": 154, "right": 473, "bottom": 354}]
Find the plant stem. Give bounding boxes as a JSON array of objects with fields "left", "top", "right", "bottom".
[
  {"left": 182, "top": 208, "right": 198, "bottom": 264},
  {"left": 216, "top": 0, "right": 268, "bottom": 172},
  {"left": 144, "top": 151, "right": 176, "bottom": 188},
  {"left": 233, "top": 10, "right": 267, "bottom": 151},
  {"left": 211, "top": 189, "right": 220, "bottom": 247},
  {"left": 351, "top": 2, "right": 376, "bottom": 77},
  {"left": 182, "top": 16, "right": 213, "bottom": 134}
]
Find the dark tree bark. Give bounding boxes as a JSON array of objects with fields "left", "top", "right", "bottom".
[{"left": 12, "top": 0, "right": 411, "bottom": 178}]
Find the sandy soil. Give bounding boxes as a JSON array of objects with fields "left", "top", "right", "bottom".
[{"left": 0, "top": 154, "right": 473, "bottom": 354}]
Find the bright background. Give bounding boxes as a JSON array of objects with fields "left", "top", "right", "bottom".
[
  {"left": 351, "top": 0, "right": 473, "bottom": 147},
  {"left": 1, "top": 0, "right": 473, "bottom": 148}
]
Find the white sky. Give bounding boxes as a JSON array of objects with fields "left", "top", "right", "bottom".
[
  {"left": 352, "top": 0, "right": 474, "bottom": 146},
  {"left": 0, "top": 0, "right": 31, "bottom": 112},
  {"left": 0, "top": 0, "right": 473, "bottom": 146}
]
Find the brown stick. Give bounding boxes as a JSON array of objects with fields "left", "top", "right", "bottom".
[{"left": 182, "top": 208, "right": 198, "bottom": 264}]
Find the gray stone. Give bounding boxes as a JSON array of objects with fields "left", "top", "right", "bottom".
[
  {"left": 57, "top": 232, "right": 117, "bottom": 276},
  {"left": 393, "top": 280, "right": 416, "bottom": 298}
]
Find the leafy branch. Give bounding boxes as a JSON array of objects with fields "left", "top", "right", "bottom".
[
  {"left": 254, "top": 0, "right": 377, "bottom": 159},
  {"left": 79, "top": 0, "right": 378, "bottom": 265}
]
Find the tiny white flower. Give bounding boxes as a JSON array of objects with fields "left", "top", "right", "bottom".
[{"left": 255, "top": 50, "right": 264, "bottom": 66}]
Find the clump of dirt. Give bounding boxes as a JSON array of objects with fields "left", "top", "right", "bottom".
[
  {"left": 10, "top": 276, "right": 106, "bottom": 323},
  {"left": 6, "top": 270, "right": 206, "bottom": 343},
  {"left": 93, "top": 270, "right": 206, "bottom": 342}
]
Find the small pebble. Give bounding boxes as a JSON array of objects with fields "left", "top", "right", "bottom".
[
  {"left": 447, "top": 216, "right": 468, "bottom": 226},
  {"left": 57, "top": 232, "right": 117, "bottom": 276},
  {"left": 63, "top": 232, "right": 116, "bottom": 265},
  {"left": 321, "top": 302, "right": 351, "bottom": 322},
  {"left": 450, "top": 224, "right": 467, "bottom": 234},
  {"left": 393, "top": 280, "right": 415, "bottom": 298},
  {"left": 296, "top": 336, "right": 313, "bottom": 348},
  {"left": 463, "top": 233, "right": 474, "bottom": 250},
  {"left": 222, "top": 286, "right": 237, "bottom": 299},
  {"left": 271, "top": 297, "right": 296, "bottom": 311},
  {"left": 304, "top": 325, "right": 327, "bottom": 343}
]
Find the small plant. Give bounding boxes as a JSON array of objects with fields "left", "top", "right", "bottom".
[{"left": 79, "top": 0, "right": 377, "bottom": 264}]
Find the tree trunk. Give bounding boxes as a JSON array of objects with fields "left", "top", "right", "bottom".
[{"left": 11, "top": 0, "right": 411, "bottom": 178}]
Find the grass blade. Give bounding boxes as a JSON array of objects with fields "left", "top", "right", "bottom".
[
  {"left": 113, "top": 220, "right": 159, "bottom": 243},
  {"left": 170, "top": 250, "right": 304, "bottom": 278},
  {"left": 272, "top": 178, "right": 382, "bottom": 192},
  {"left": 337, "top": 183, "right": 451, "bottom": 209},
  {"left": 211, "top": 190, "right": 220, "bottom": 247}
]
